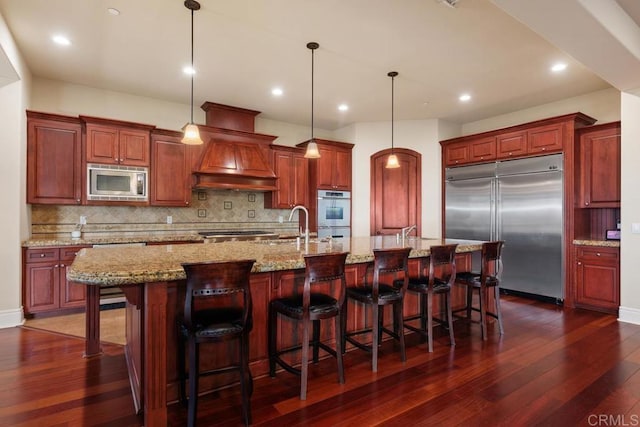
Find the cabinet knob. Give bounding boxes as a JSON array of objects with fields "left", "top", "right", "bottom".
[
  {"left": 40, "top": 253, "right": 45, "bottom": 258},
  {"left": 76, "top": 199, "right": 81, "bottom": 204},
  {"left": 542, "top": 147, "right": 546, "bottom": 151},
  {"left": 60, "top": 263, "right": 66, "bottom": 267},
  {"left": 577, "top": 261, "right": 582, "bottom": 265},
  {"left": 596, "top": 253, "right": 601, "bottom": 257},
  {"left": 508, "top": 152, "right": 512, "bottom": 156},
  {"left": 585, "top": 202, "right": 589, "bottom": 206}
]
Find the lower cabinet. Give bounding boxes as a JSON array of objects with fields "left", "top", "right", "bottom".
[
  {"left": 575, "top": 246, "right": 619, "bottom": 314},
  {"left": 23, "top": 246, "right": 89, "bottom": 316}
]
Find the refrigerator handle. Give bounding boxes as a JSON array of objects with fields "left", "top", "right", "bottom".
[
  {"left": 491, "top": 179, "right": 497, "bottom": 241},
  {"left": 494, "top": 179, "right": 501, "bottom": 241}
]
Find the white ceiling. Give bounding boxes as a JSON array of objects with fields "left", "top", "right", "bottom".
[{"left": 0, "top": 0, "right": 631, "bottom": 130}]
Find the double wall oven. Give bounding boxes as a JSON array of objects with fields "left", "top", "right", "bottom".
[{"left": 317, "top": 190, "right": 351, "bottom": 238}]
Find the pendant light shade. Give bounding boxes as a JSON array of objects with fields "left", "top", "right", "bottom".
[
  {"left": 181, "top": 0, "right": 203, "bottom": 145},
  {"left": 385, "top": 71, "right": 400, "bottom": 169},
  {"left": 304, "top": 42, "right": 321, "bottom": 159}
]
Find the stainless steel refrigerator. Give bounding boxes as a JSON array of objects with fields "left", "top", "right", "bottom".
[{"left": 445, "top": 154, "right": 564, "bottom": 301}]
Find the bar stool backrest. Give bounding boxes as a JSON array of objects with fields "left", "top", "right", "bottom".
[
  {"left": 303, "top": 252, "right": 349, "bottom": 309},
  {"left": 428, "top": 244, "right": 458, "bottom": 288},
  {"left": 372, "top": 247, "right": 412, "bottom": 297},
  {"left": 481, "top": 241, "right": 504, "bottom": 286}
]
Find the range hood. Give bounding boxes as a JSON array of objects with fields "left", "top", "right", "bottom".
[{"left": 192, "top": 102, "right": 278, "bottom": 191}]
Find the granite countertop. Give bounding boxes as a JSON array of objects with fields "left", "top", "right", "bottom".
[
  {"left": 573, "top": 239, "right": 620, "bottom": 248},
  {"left": 67, "top": 236, "right": 484, "bottom": 286}
]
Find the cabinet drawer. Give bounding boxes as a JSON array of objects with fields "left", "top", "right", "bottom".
[
  {"left": 60, "top": 246, "right": 89, "bottom": 262},
  {"left": 25, "top": 248, "right": 59, "bottom": 262},
  {"left": 576, "top": 247, "right": 619, "bottom": 262}
]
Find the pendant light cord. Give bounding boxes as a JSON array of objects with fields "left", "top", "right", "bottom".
[
  {"left": 190, "top": 7, "right": 195, "bottom": 124},
  {"left": 311, "top": 46, "right": 314, "bottom": 142},
  {"left": 391, "top": 73, "right": 394, "bottom": 153}
]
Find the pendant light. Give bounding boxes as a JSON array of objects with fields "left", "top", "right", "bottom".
[
  {"left": 304, "top": 42, "right": 321, "bottom": 159},
  {"left": 181, "top": 0, "right": 203, "bottom": 145},
  {"left": 385, "top": 71, "right": 400, "bottom": 169}
]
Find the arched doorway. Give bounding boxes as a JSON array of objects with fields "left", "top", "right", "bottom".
[{"left": 370, "top": 148, "right": 422, "bottom": 236}]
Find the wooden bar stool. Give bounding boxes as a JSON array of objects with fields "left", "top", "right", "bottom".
[
  {"left": 177, "top": 259, "right": 256, "bottom": 427},
  {"left": 455, "top": 241, "right": 505, "bottom": 340},
  {"left": 404, "top": 244, "right": 458, "bottom": 352},
  {"left": 268, "top": 251, "right": 349, "bottom": 400},
  {"left": 343, "top": 247, "right": 411, "bottom": 372}
]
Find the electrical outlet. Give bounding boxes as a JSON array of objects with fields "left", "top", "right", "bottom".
[
  {"left": 632, "top": 223, "right": 640, "bottom": 234},
  {"left": 79, "top": 216, "right": 87, "bottom": 225},
  {"left": 278, "top": 215, "right": 283, "bottom": 223},
  {"left": 166, "top": 216, "right": 173, "bottom": 225}
]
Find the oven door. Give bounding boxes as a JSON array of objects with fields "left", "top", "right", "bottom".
[{"left": 317, "top": 194, "right": 350, "bottom": 228}]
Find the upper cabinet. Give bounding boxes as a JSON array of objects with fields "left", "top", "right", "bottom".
[
  {"left": 441, "top": 114, "right": 591, "bottom": 167},
  {"left": 264, "top": 146, "right": 308, "bottom": 209},
  {"left": 149, "top": 130, "right": 192, "bottom": 207},
  {"left": 82, "top": 116, "right": 153, "bottom": 167},
  {"left": 578, "top": 122, "right": 621, "bottom": 208},
  {"left": 301, "top": 139, "right": 353, "bottom": 191},
  {"left": 27, "top": 111, "right": 83, "bottom": 205}
]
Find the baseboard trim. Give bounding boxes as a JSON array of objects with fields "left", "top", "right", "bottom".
[
  {"left": 618, "top": 306, "right": 640, "bottom": 325},
  {"left": 0, "top": 307, "right": 25, "bottom": 329}
]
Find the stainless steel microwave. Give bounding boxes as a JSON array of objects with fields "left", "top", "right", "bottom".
[{"left": 87, "top": 163, "right": 148, "bottom": 201}]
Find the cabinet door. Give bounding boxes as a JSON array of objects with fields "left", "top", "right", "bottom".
[
  {"left": 575, "top": 247, "right": 619, "bottom": 313},
  {"left": 497, "top": 130, "right": 527, "bottom": 159},
  {"left": 59, "top": 246, "right": 87, "bottom": 308},
  {"left": 248, "top": 273, "right": 271, "bottom": 362},
  {"left": 270, "top": 151, "right": 295, "bottom": 208},
  {"left": 443, "top": 141, "right": 469, "bottom": 166},
  {"left": 316, "top": 146, "right": 336, "bottom": 189},
  {"left": 27, "top": 118, "right": 82, "bottom": 205},
  {"left": 150, "top": 136, "right": 191, "bottom": 206},
  {"left": 528, "top": 123, "right": 563, "bottom": 154},
  {"left": 291, "top": 152, "right": 309, "bottom": 206},
  {"left": 579, "top": 124, "right": 620, "bottom": 208},
  {"left": 469, "top": 136, "right": 496, "bottom": 163},
  {"left": 333, "top": 149, "right": 352, "bottom": 190},
  {"left": 119, "top": 129, "right": 150, "bottom": 166},
  {"left": 86, "top": 124, "right": 120, "bottom": 164},
  {"left": 25, "top": 261, "right": 59, "bottom": 313}
]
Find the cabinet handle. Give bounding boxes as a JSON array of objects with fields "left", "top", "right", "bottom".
[
  {"left": 120, "top": 158, "right": 124, "bottom": 162},
  {"left": 40, "top": 253, "right": 46, "bottom": 258},
  {"left": 76, "top": 199, "right": 81, "bottom": 204}
]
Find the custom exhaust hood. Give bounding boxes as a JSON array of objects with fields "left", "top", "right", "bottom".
[{"left": 192, "top": 102, "right": 278, "bottom": 191}]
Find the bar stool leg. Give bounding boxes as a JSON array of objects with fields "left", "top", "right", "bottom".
[
  {"left": 312, "top": 320, "right": 321, "bottom": 363},
  {"left": 300, "top": 317, "right": 311, "bottom": 400},
  {"left": 445, "top": 293, "right": 455, "bottom": 347},
  {"left": 393, "top": 301, "right": 406, "bottom": 362},
  {"left": 494, "top": 286, "right": 504, "bottom": 335},
  {"left": 479, "top": 286, "right": 488, "bottom": 340},
  {"left": 239, "top": 335, "right": 251, "bottom": 426},
  {"left": 334, "top": 314, "right": 345, "bottom": 384},
  {"left": 187, "top": 338, "right": 199, "bottom": 427},
  {"left": 372, "top": 304, "right": 379, "bottom": 372}
]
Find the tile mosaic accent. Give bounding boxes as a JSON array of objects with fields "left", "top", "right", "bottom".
[{"left": 31, "top": 190, "right": 300, "bottom": 238}]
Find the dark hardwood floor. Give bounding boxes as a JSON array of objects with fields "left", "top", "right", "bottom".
[{"left": 1, "top": 295, "right": 639, "bottom": 426}]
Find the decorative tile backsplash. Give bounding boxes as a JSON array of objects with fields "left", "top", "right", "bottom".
[{"left": 31, "top": 190, "right": 300, "bottom": 238}]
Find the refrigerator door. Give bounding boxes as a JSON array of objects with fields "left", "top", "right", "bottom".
[
  {"left": 445, "top": 177, "right": 493, "bottom": 241},
  {"left": 497, "top": 170, "right": 564, "bottom": 299}
]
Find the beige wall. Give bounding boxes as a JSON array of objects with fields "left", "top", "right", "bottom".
[
  {"left": 0, "top": 11, "right": 31, "bottom": 328},
  {"left": 619, "top": 92, "right": 640, "bottom": 323}
]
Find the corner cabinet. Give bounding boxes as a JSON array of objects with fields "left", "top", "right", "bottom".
[
  {"left": 82, "top": 116, "right": 153, "bottom": 167},
  {"left": 264, "top": 146, "right": 308, "bottom": 209},
  {"left": 578, "top": 122, "right": 621, "bottom": 208},
  {"left": 574, "top": 245, "right": 619, "bottom": 314},
  {"left": 149, "top": 130, "right": 192, "bottom": 207},
  {"left": 27, "top": 111, "right": 83, "bottom": 205},
  {"left": 23, "top": 246, "right": 89, "bottom": 316}
]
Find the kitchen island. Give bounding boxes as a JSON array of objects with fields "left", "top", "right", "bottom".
[{"left": 68, "top": 236, "right": 483, "bottom": 427}]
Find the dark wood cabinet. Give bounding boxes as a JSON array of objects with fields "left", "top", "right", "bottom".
[
  {"left": 150, "top": 130, "right": 192, "bottom": 207},
  {"left": 311, "top": 139, "right": 353, "bottom": 191},
  {"left": 578, "top": 122, "right": 621, "bottom": 208},
  {"left": 442, "top": 120, "right": 567, "bottom": 167},
  {"left": 265, "top": 146, "right": 308, "bottom": 209},
  {"left": 575, "top": 245, "right": 619, "bottom": 314},
  {"left": 83, "top": 117, "right": 153, "bottom": 166},
  {"left": 496, "top": 130, "right": 527, "bottom": 159},
  {"left": 23, "top": 246, "right": 88, "bottom": 316},
  {"left": 26, "top": 112, "right": 82, "bottom": 205}
]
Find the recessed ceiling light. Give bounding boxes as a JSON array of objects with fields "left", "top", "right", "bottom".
[
  {"left": 52, "top": 35, "right": 71, "bottom": 46},
  {"left": 107, "top": 7, "right": 120, "bottom": 16},
  {"left": 183, "top": 66, "right": 195, "bottom": 75},
  {"left": 551, "top": 63, "right": 567, "bottom": 72},
  {"left": 338, "top": 104, "right": 349, "bottom": 112},
  {"left": 271, "top": 87, "right": 283, "bottom": 96},
  {"left": 459, "top": 93, "right": 471, "bottom": 102}
]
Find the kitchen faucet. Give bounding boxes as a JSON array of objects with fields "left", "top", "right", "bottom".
[
  {"left": 289, "top": 205, "right": 310, "bottom": 247},
  {"left": 401, "top": 225, "right": 417, "bottom": 238}
]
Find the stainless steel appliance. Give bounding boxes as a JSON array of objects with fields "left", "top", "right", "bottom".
[
  {"left": 87, "top": 163, "right": 148, "bottom": 201},
  {"left": 317, "top": 190, "right": 351, "bottom": 238},
  {"left": 445, "top": 154, "right": 564, "bottom": 301}
]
